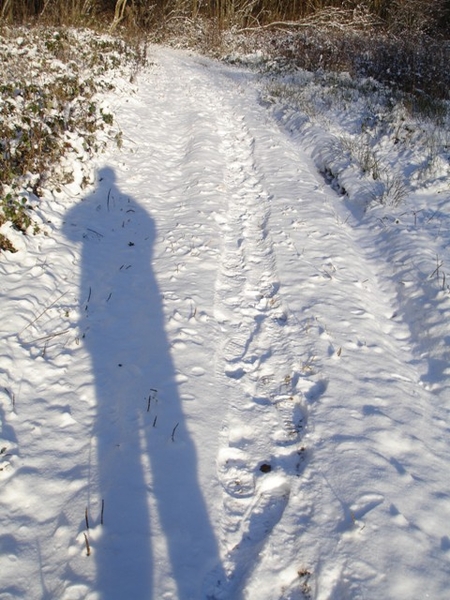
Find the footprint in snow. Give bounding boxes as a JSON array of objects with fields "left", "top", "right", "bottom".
[
  {"left": 204, "top": 475, "right": 290, "bottom": 599},
  {"left": 218, "top": 447, "right": 255, "bottom": 498}
]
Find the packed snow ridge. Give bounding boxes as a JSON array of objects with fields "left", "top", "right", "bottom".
[{"left": 1, "top": 41, "right": 450, "bottom": 600}]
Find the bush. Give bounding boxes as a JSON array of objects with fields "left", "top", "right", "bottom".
[
  {"left": 0, "top": 27, "right": 145, "bottom": 252},
  {"left": 256, "top": 23, "right": 450, "bottom": 105}
]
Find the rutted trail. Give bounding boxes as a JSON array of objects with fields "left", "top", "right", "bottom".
[
  {"left": 208, "top": 79, "right": 307, "bottom": 597},
  {"left": 142, "top": 51, "right": 309, "bottom": 597},
  {"left": 1, "top": 44, "right": 450, "bottom": 600},
  {"left": 148, "top": 49, "right": 450, "bottom": 599}
]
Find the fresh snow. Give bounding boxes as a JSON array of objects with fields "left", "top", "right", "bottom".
[{"left": 1, "top": 43, "right": 450, "bottom": 600}]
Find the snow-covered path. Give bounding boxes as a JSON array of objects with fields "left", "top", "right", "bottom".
[{"left": 1, "top": 46, "right": 450, "bottom": 600}]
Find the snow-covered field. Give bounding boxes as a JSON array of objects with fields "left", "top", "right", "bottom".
[{"left": 1, "top": 34, "right": 450, "bottom": 599}]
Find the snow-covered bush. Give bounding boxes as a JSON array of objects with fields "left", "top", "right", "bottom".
[{"left": 0, "top": 27, "right": 145, "bottom": 251}]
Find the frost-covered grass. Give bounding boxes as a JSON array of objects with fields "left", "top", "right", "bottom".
[
  {"left": 261, "top": 68, "right": 450, "bottom": 210},
  {"left": 0, "top": 26, "right": 146, "bottom": 251}
]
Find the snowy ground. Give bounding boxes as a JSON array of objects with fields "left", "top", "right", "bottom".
[{"left": 1, "top": 41, "right": 450, "bottom": 599}]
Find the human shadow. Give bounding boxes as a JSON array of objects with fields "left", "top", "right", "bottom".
[{"left": 63, "top": 167, "right": 224, "bottom": 599}]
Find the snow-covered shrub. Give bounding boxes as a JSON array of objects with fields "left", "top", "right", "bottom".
[{"left": 0, "top": 27, "right": 145, "bottom": 252}]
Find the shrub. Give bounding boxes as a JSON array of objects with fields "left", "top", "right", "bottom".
[{"left": 0, "top": 27, "right": 145, "bottom": 251}]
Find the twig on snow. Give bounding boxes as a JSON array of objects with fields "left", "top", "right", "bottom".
[
  {"left": 171, "top": 423, "right": 179, "bottom": 442},
  {"left": 83, "top": 533, "right": 91, "bottom": 557}
]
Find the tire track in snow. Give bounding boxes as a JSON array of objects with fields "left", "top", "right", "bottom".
[
  {"left": 128, "top": 54, "right": 306, "bottom": 596},
  {"left": 198, "top": 79, "right": 308, "bottom": 597}
]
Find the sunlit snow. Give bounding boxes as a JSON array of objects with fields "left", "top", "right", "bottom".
[{"left": 1, "top": 41, "right": 449, "bottom": 600}]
